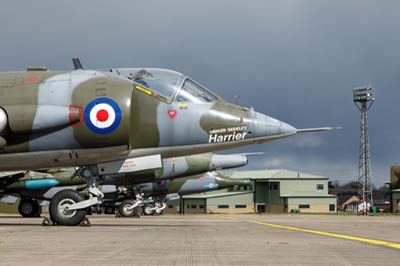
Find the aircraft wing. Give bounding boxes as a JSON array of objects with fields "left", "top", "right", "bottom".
[
  {"left": 0, "top": 171, "right": 26, "bottom": 179},
  {"left": 0, "top": 171, "right": 27, "bottom": 190},
  {"left": 0, "top": 195, "right": 18, "bottom": 204}
]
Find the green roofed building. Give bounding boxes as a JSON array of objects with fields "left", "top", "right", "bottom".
[
  {"left": 167, "top": 169, "right": 337, "bottom": 214},
  {"left": 391, "top": 189, "right": 400, "bottom": 213}
]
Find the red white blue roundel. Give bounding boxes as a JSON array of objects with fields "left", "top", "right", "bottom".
[
  {"left": 84, "top": 98, "right": 122, "bottom": 134},
  {"left": 156, "top": 180, "right": 169, "bottom": 188}
]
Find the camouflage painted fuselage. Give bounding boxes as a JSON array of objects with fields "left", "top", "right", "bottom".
[
  {"left": 0, "top": 68, "right": 295, "bottom": 171},
  {"left": 139, "top": 171, "right": 250, "bottom": 197},
  {"left": 102, "top": 152, "right": 248, "bottom": 185}
]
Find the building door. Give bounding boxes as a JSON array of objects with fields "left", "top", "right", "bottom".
[
  {"left": 284, "top": 198, "right": 288, "bottom": 213},
  {"left": 397, "top": 200, "right": 400, "bottom": 213},
  {"left": 257, "top": 204, "right": 265, "bottom": 213}
]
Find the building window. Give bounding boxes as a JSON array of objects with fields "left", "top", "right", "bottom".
[
  {"left": 228, "top": 184, "right": 253, "bottom": 192},
  {"left": 218, "top": 205, "right": 229, "bottom": 209},
  {"left": 199, "top": 205, "right": 205, "bottom": 209},
  {"left": 329, "top": 204, "right": 335, "bottom": 211},
  {"left": 191, "top": 205, "right": 197, "bottom": 209},
  {"left": 235, "top": 205, "right": 247, "bottom": 208},
  {"left": 299, "top": 204, "right": 310, "bottom": 209},
  {"left": 269, "top": 183, "right": 279, "bottom": 190},
  {"left": 316, "top": 184, "right": 324, "bottom": 190}
]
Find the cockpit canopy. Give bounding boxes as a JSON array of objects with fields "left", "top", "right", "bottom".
[{"left": 115, "top": 68, "right": 220, "bottom": 103}]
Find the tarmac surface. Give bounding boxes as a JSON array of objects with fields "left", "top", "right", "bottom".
[{"left": 0, "top": 214, "right": 399, "bottom": 266}]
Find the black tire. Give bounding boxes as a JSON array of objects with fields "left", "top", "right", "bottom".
[
  {"left": 49, "top": 190, "right": 87, "bottom": 226},
  {"left": 143, "top": 203, "right": 155, "bottom": 216},
  {"left": 119, "top": 200, "right": 138, "bottom": 217},
  {"left": 18, "top": 199, "right": 40, "bottom": 217},
  {"left": 104, "top": 206, "right": 115, "bottom": 215}
]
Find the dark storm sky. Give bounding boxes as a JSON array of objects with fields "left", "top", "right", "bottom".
[{"left": 0, "top": 1, "right": 399, "bottom": 185}]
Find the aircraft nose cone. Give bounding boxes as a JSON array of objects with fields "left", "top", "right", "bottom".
[
  {"left": 252, "top": 112, "right": 296, "bottom": 137},
  {"left": 280, "top": 121, "right": 297, "bottom": 135},
  {"left": 210, "top": 154, "right": 248, "bottom": 170}
]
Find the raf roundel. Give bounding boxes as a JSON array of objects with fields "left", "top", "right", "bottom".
[
  {"left": 84, "top": 98, "right": 122, "bottom": 134},
  {"left": 156, "top": 180, "right": 169, "bottom": 188}
]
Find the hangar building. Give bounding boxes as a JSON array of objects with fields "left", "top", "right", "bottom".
[{"left": 168, "top": 169, "right": 337, "bottom": 214}]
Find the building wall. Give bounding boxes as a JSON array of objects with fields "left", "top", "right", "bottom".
[
  {"left": 255, "top": 181, "right": 284, "bottom": 213},
  {"left": 390, "top": 166, "right": 400, "bottom": 190},
  {"left": 392, "top": 192, "right": 400, "bottom": 213},
  {"left": 254, "top": 179, "right": 332, "bottom": 213},
  {"left": 164, "top": 205, "right": 179, "bottom": 214},
  {"left": 287, "top": 197, "right": 336, "bottom": 213},
  {"left": 280, "top": 180, "right": 329, "bottom": 195},
  {"left": 255, "top": 182, "right": 268, "bottom": 203},
  {"left": 206, "top": 193, "right": 254, "bottom": 214},
  {"left": 0, "top": 202, "right": 18, "bottom": 214},
  {"left": 163, "top": 198, "right": 207, "bottom": 214},
  {"left": 185, "top": 205, "right": 206, "bottom": 214},
  {"left": 165, "top": 198, "right": 180, "bottom": 214},
  {"left": 207, "top": 205, "right": 253, "bottom": 214},
  {"left": 182, "top": 199, "right": 206, "bottom": 214}
]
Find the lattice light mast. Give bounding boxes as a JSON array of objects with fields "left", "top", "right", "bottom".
[{"left": 353, "top": 86, "right": 375, "bottom": 212}]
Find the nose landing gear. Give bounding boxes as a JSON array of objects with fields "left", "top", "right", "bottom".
[
  {"left": 48, "top": 189, "right": 87, "bottom": 226},
  {"left": 48, "top": 165, "right": 102, "bottom": 226},
  {"left": 118, "top": 189, "right": 144, "bottom": 217}
]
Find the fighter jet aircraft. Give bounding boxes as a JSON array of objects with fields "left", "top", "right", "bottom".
[
  {"left": 1, "top": 169, "right": 248, "bottom": 218},
  {"left": 0, "top": 170, "right": 78, "bottom": 217},
  {"left": 0, "top": 152, "right": 250, "bottom": 217},
  {"left": 127, "top": 171, "right": 250, "bottom": 216},
  {"left": 0, "top": 58, "right": 335, "bottom": 225}
]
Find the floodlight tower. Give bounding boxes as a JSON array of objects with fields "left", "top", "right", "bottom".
[{"left": 353, "top": 86, "right": 375, "bottom": 212}]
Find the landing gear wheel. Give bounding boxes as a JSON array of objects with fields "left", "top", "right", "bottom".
[
  {"left": 104, "top": 206, "right": 115, "bottom": 215},
  {"left": 119, "top": 200, "right": 138, "bottom": 217},
  {"left": 143, "top": 203, "right": 155, "bottom": 216},
  {"left": 49, "top": 190, "right": 87, "bottom": 226},
  {"left": 18, "top": 199, "right": 40, "bottom": 217}
]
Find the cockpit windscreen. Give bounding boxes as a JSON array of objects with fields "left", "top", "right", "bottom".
[
  {"left": 175, "top": 79, "right": 220, "bottom": 103},
  {"left": 116, "top": 68, "right": 220, "bottom": 103},
  {"left": 124, "top": 68, "right": 184, "bottom": 102}
]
